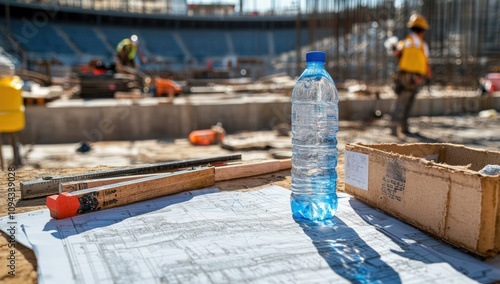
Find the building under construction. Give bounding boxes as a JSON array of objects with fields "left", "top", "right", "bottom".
[
  {"left": 0, "top": 0, "right": 498, "bottom": 88},
  {"left": 301, "top": 0, "right": 500, "bottom": 87}
]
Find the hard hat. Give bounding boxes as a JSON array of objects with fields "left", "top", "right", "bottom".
[
  {"left": 130, "top": 34, "right": 139, "bottom": 44},
  {"left": 407, "top": 14, "right": 429, "bottom": 30}
]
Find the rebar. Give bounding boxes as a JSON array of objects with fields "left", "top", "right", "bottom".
[{"left": 301, "top": 0, "right": 500, "bottom": 89}]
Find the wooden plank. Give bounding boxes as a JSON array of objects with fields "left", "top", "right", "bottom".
[
  {"left": 215, "top": 159, "right": 291, "bottom": 181},
  {"left": 47, "top": 168, "right": 215, "bottom": 219}
]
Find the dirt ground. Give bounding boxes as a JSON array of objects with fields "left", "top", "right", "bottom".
[{"left": 1, "top": 113, "right": 500, "bottom": 283}]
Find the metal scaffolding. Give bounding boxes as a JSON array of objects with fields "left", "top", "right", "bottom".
[{"left": 301, "top": 0, "right": 500, "bottom": 88}]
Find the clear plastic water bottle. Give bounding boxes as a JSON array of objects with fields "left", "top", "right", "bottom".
[{"left": 290, "top": 51, "right": 339, "bottom": 221}]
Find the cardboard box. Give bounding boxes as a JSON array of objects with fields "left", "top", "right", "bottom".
[{"left": 344, "top": 142, "right": 500, "bottom": 258}]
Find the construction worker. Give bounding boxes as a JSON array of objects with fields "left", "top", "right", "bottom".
[
  {"left": 390, "top": 14, "right": 432, "bottom": 136},
  {"left": 115, "top": 35, "right": 146, "bottom": 72}
]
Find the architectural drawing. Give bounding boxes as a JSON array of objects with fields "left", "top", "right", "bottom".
[{"left": 2, "top": 186, "right": 500, "bottom": 283}]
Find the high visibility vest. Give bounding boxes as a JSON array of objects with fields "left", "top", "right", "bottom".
[
  {"left": 116, "top": 39, "right": 138, "bottom": 60},
  {"left": 397, "top": 33, "right": 428, "bottom": 76}
]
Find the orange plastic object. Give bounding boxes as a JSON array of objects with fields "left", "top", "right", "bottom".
[
  {"left": 189, "top": 129, "right": 219, "bottom": 146},
  {"left": 0, "top": 76, "right": 25, "bottom": 132},
  {"left": 189, "top": 124, "right": 226, "bottom": 146},
  {"left": 155, "top": 78, "right": 182, "bottom": 97},
  {"left": 46, "top": 192, "right": 81, "bottom": 219}
]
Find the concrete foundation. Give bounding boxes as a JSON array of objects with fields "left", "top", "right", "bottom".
[{"left": 18, "top": 93, "right": 500, "bottom": 144}]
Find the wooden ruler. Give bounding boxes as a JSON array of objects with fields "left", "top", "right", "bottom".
[
  {"left": 47, "top": 168, "right": 215, "bottom": 219},
  {"left": 59, "top": 174, "right": 160, "bottom": 193},
  {"left": 21, "top": 154, "right": 241, "bottom": 199},
  {"left": 47, "top": 159, "right": 291, "bottom": 219}
]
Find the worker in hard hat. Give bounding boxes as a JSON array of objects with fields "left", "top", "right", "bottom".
[
  {"left": 115, "top": 35, "right": 147, "bottom": 72},
  {"left": 390, "top": 14, "right": 432, "bottom": 136}
]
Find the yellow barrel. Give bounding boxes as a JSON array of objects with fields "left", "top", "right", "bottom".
[{"left": 0, "top": 75, "right": 25, "bottom": 132}]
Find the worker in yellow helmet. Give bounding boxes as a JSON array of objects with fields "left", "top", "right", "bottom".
[
  {"left": 390, "top": 14, "right": 432, "bottom": 136},
  {"left": 115, "top": 34, "right": 147, "bottom": 72}
]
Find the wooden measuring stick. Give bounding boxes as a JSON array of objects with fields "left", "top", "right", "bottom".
[
  {"left": 47, "top": 168, "right": 215, "bottom": 219},
  {"left": 59, "top": 173, "right": 162, "bottom": 193},
  {"left": 47, "top": 159, "right": 292, "bottom": 219}
]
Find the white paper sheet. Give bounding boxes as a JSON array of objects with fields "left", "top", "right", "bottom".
[
  {"left": 345, "top": 150, "right": 369, "bottom": 190},
  {"left": 2, "top": 186, "right": 500, "bottom": 283}
]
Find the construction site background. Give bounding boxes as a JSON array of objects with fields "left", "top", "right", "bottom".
[
  {"left": 0, "top": 0, "right": 497, "bottom": 90},
  {"left": 0, "top": 0, "right": 499, "bottom": 170}
]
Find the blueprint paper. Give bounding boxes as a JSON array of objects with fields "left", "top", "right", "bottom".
[{"left": 2, "top": 186, "right": 500, "bottom": 283}]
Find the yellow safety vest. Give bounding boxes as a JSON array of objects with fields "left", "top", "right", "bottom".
[
  {"left": 116, "top": 39, "right": 138, "bottom": 60},
  {"left": 397, "top": 34, "right": 428, "bottom": 76}
]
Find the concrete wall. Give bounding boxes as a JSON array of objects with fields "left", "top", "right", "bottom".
[
  {"left": 19, "top": 94, "right": 500, "bottom": 144},
  {"left": 21, "top": 97, "right": 294, "bottom": 144}
]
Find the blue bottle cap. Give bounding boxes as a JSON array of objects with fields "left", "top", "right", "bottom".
[{"left": 306, "top": 51, "right": 326, "bottom": 63}]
